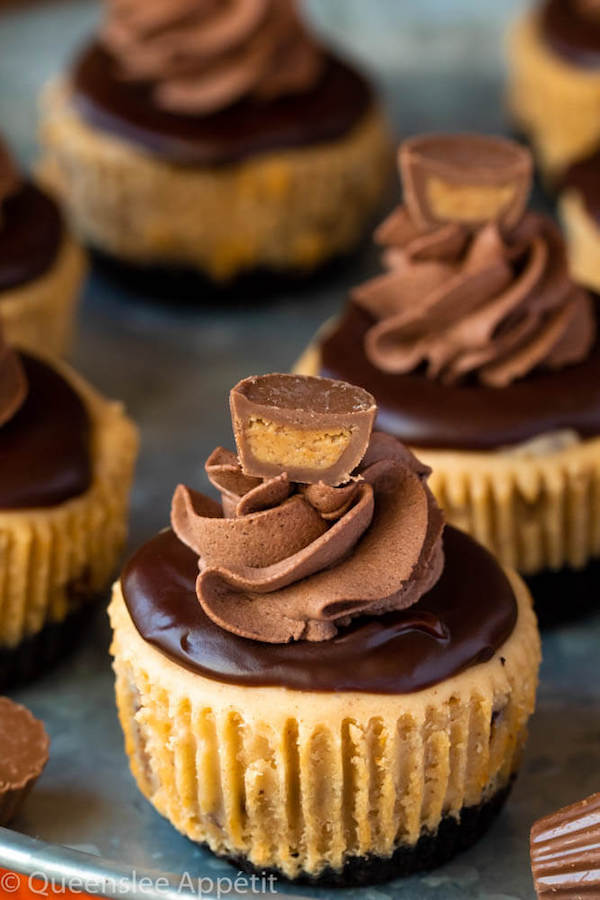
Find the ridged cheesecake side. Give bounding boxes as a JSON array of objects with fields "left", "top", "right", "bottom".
[{"left": 109, "top": 571, "right": 539, "bottom": 882}]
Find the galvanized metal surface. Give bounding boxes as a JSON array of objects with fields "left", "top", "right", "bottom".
[{"left": 0, "top": 1, "right": 599, "bottom": 898}]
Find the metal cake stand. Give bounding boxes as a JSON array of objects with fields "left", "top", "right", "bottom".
[{"left": 0, "top": 1, "right": 598, "bottom": 897}]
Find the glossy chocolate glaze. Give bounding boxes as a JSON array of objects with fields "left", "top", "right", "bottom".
[
  {"left": 71, "top": 43, "right": 373, "bottom": 166},
  {"left": 121, "top": 525, "right": 517, "bottom": 694},
  {"left": 320, "top": 303, "right": 600, "bottom": 451},
  {"left": 0, "top": 182, "right": 63, "bottom": 292},
  {"left": 0, "top": 354, "right": 91, "bottom": 509},
  {"left": 540, "top": 0, "right": 600, "bottom": 67}
]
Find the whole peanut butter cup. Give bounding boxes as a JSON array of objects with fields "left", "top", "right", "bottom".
[{"left": 0, "top": 697, "right": 49, "bottom": 825}]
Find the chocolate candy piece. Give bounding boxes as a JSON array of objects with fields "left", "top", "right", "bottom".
[
  {"left": 530, "top": 793, "right": 600, "bottom": 898},
  {"left": 321, "top": 301, "right": 600, "bottom": 451},
  {"left": 230, "top": 374, "right": 376, "bottom": 485},
  {"left": 401, "top": 134, "right": 532, "bottom": 231},
  {"left": 0, "top": 697, "right": 49, "bottom": 825}
]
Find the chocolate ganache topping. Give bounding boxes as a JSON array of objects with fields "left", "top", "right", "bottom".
[
  {"left": 101, "top": 0, "right": 323, "bottom": 116},
  {"left": 0, "top": 135, "right": 64, "bottom": 293},
  {"left": 170, "top": 374, "right": 444, "bottom": 644},
  {"left": 0, "top": 326, "right": 27, "bottom": 428},
  {"left": 353, "top": 134, "right": 595, "bottom": 389},
  {"left": 0, "top": 322, "right": 91, "bottom": 510}
]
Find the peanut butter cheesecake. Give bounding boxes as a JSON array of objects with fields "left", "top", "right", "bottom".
[
  {"left": 508, "top": 0, "right": 600, "bottom": 292},
  {"left": 0, "top": 135, "right": 85, "bottom": 357},
  {"left": 109, "top": 372, "right": 540, "bottom": 885},
  {"left": 0, "top": 326, "right": 138, "bottom": 686},
  {"left": 296, "top": 134, "right": 600, "bottom": 622},
  {"left": 39, "top": 0, "right": 390, "bottom": 288}
]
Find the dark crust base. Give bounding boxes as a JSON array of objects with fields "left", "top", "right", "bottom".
[
  {"left": 526, "top": 558, "right": 600, "bottom": 628},
  {"left": 89, "top": 238, "right": 374, "bottom": 306},
  {"left": 217, "top": 780, "right": 514, "bottom": 887},
  {"left": 0, "top": 600, "right": 99, "bottom": 689}
]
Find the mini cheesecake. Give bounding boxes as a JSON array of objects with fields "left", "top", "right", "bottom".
[
  {"left": 508, "top": 0, "right": 600, "bottom": 292},
  {"left": 0, "top": 136, "right": 85, "bottom": 357},
  {"left": 508, "top": 0, "right": 600, "bottom": 182},
  {"left": 40, "top": 0, "right": 391, "bottom": 289},
  {"left": 109, "top": 373, "right": 540, "bottom": 884},
  {"left": 0, "top": 327, "right": 138, "bottom": 685}
]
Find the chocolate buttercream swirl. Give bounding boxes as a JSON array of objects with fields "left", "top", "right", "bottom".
[
  {"left": 171, "top": 432, "right": 444, "bottom": 644},
  {"left": 101, "top": 0, "right": 323, "bottom": 115},
  {"left": 0, "top": 138, "right": 21, "bottom": 227},
  {"left": 0, "top": 325, "right": 27, "bottom": 427},
  {"left": 577, "top": 0, "right": 600, "bottom": 21},
  {"left": 353, "top": 137, "right": 595, "bottom": 388}
]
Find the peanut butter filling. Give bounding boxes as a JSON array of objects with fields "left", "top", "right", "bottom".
[
  {"left": 426, "top": 178, "right": 517, "bottom": 225},
  {"left": 245, "top": 417, "right": 354, "bottom": 473}
]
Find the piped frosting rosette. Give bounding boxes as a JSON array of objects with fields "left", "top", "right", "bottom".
[
  {"left": 353, "top": 134, "right": 595, "bottom": 388},
  {"left": 101, "top": 0, "right": 323, "bottom": 115},
  {"left": 171, "top": 374, "right": 444, "bottom": 644}
]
